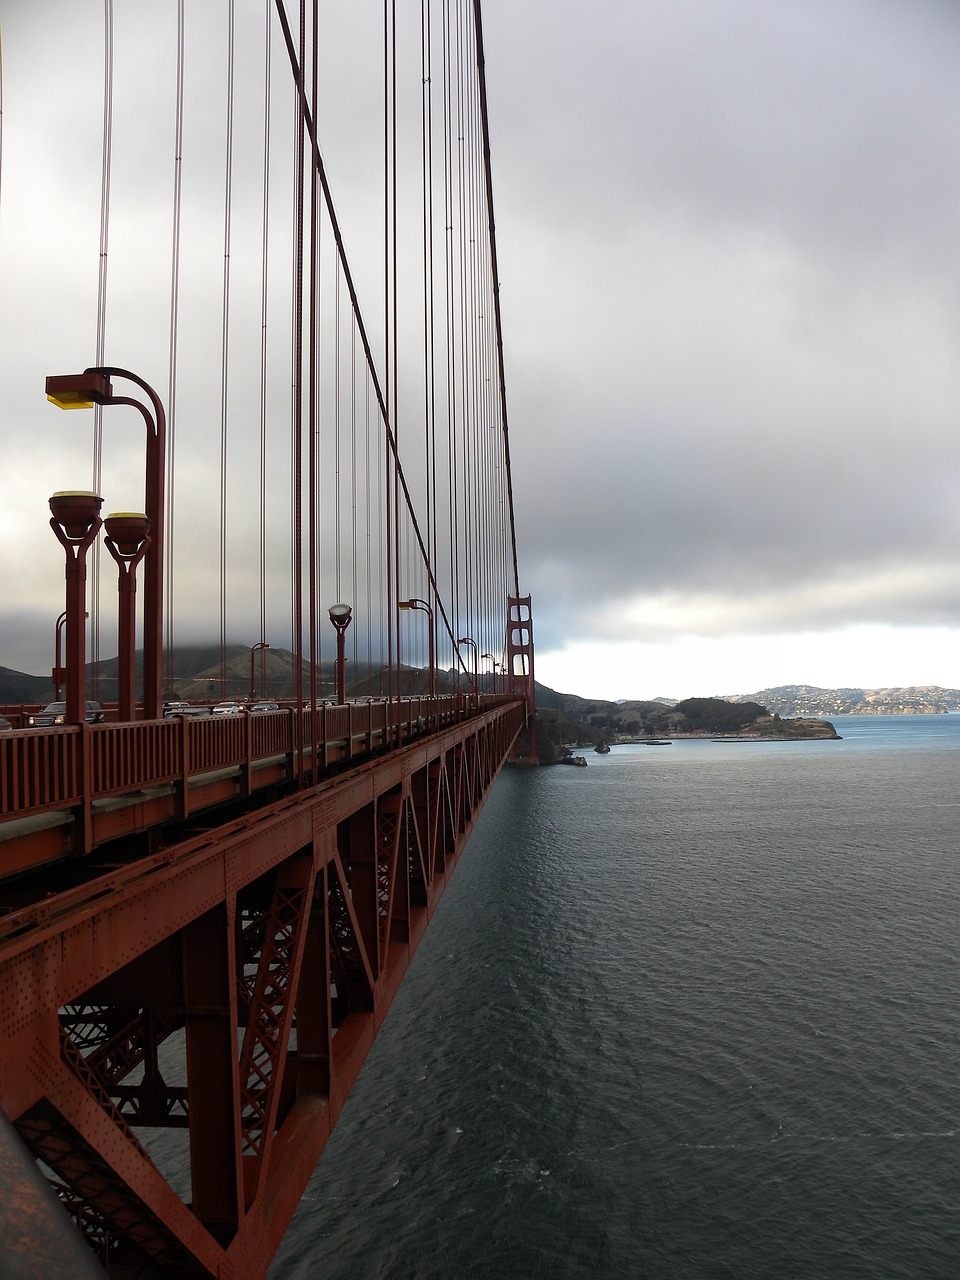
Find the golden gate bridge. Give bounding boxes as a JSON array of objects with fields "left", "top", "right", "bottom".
[{"left": 0, "top": 4, "right": 535, "bottom": 1275}]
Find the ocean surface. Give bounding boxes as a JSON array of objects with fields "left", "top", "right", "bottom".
[{"left": 267, "top": 714, "right": 960, "bottom": 1279}]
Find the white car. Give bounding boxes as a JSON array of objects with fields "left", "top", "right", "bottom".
[{"left": 211, "top": 702, "right": 244, "bottom": 716}]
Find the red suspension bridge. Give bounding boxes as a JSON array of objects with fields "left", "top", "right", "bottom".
[{"left": 0, "top": 4, "right": 535, "bottom": 1276}]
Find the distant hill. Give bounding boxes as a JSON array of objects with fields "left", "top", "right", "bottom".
[
  {"left": 0, "top": 665, "right": 54, "bottom": 705},
  {"left": 727, "top": 684, "right": 960, "bottom": 716},
  {"left": 0, "top": 645, "right": 460, "bottom": 707}
]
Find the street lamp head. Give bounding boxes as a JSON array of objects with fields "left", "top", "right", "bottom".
[
  {"left": 328, "top": 602, "right": 352, "bottom": 631},
  {"left": 46, "top": 370, "right": 113, "bottom": 410},
  {"left": 104, "top": 512, "right": 151, "bottom": 556},
  {"left": 49, "top": 491, "right": 103, "bottom": 540}
]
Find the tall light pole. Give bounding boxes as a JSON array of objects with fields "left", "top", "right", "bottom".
[
  {"left": 46, "top": 367, "right": 166, "bottom": 720},
  {"left": 103, "top": 513, "right": 152, "bottom": 722},
  {"left": 457, "top": 635, "right": 478, "bottom": 700},
  {"left": 49, "top": 491, "right": 102, "bottom": 725},
  {"left": 250, "top": 641, "right": 270, "bottom": 701},
  {"left": 481, "top": 654, "right": 503, "bottom": 695},
  {"left": 328, "top": 604, "right": 352, "bottom": 705},
  {"left": 399, "top": 599, "right": 435, "bottom": 699}
]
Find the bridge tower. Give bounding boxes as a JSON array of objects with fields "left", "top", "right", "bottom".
[{"left": 506, "top": 595, "right": 538, "bottom": 762}]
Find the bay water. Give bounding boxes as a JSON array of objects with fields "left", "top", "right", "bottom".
[{"left": 268, "top": 714, "right": 960, "bottom": 1278}]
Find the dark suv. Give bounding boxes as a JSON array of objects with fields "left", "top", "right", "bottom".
[{"left": 26, "top": 701, "right": 105, "bottom": 727}]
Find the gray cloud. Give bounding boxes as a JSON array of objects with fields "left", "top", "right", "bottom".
[
  {"left": 3, "top": 2, "right": 960, "bottom": 691},
  {"left": 479, "top": 0, "right": 960, "bottom": 664}
]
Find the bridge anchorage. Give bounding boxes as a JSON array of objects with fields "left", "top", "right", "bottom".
[{"left": 1, "top": 2, "right": 535, "bottom": 1275}]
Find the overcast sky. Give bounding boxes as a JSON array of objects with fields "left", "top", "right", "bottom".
[{"left": 2, "top": 1, "right": 960, "bottom": 701}]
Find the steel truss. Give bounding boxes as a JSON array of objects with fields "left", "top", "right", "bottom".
[{"left": 0, "top": 702, "right": 524, "bottom": 1278}]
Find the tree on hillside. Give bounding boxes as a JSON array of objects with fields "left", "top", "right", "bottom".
[{"left": 673, "top": 697, "right": 769, "bottom": 731}]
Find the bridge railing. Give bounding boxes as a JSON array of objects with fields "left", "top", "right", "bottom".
[{"left": 0, "top": 694, "right": 518, "bottom": 876}]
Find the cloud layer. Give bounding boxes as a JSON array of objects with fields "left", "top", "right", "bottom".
[
  {"left": 480, "top": 0, "right": 960, "bottom": 680},
  {"left": 2, "top": 1, "right": 959, "bottom": 698}
]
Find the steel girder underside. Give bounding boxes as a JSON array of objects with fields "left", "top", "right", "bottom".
[{"left": 0, "top": 702, "right": 524, "bottom": 1278}]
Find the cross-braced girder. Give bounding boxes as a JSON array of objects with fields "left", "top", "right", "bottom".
[{"left": 0, "top": 704, "right": 523, "bottom": 1278}]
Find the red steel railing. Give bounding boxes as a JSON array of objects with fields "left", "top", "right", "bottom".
[{"left": 0, "top": 695, "right": 512, "bottom": 876}]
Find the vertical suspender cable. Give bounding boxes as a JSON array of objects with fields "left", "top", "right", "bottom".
[
  {"left": 383, "top": 0, "right": 396, "bottom": 716},
  {"left": 350, "top": 318, "right": 359, "bottom": 677},
  {"left": 291, "top": 0, "right": 307, "bottom": 779},
  {"left": 91, "top": 0, "right": 115, "bottom": 696},
  {"left": 308, "top": 0, "right": 319, "bottom": 729},
  {"left": 421, "top": 0, "right": 439, "bottom": 667},
  {"left": 166, "top": 0, "right": 185, "bottom": 695},
  {"left": 391, "top": 0, "right": 402, "bottom": 722},
  {"left": 259, "top": 0, "right": 273, "bottom": 666},
  {"left": 441, "top": 0, "right": 460, "bottom": 650},
  {"left": 219, "top": 0, "right": 236, "bottom": 696},
  {"left": 335, "top": 262, "right": 342, "bottom": 600}
]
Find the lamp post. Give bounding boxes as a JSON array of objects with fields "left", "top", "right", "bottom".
[
  {"left": 250, "top": 641, "right": 270, "bottom": 701},
  {"left": 49, "top": 491, "right": 102, "bottom": 725},
  {"left": 481, "top": 653, "right": 500, "bottom": 698},
  {"left": 103, "top": 513, "right": 152, "bottom": 722},
  {"left": 327, "top": 603, "right": 352, "bottom": 705},
  {"left": 399, "top": 599, "right": 435, "bottom": 699},
  {"left": 46, "top": 367, "right": 166, "bottom": 720},
  {"left": 52, "top": 611, "right": 67, "bottom": 699},
  {"left": 457, "top": 635, "right": 478, "bottom": 700}
]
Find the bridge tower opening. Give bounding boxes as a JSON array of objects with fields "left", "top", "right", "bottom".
[{"left": 506, "top": 595, "right": 537, "bottom": 763}]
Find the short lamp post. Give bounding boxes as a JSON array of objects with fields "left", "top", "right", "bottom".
[
  {"left": 103, "top": 513, "right": 152, "bottom": 722},
  {"left": 250, "top": 641, "right": 270, "bottom": 701},
  {"left": 46, "top": 366, "right": 166, "bottom": 719},
  {"left": 327, "top": 603, "right": 352, "bottom": 705},
  {"left": 49, "top": 491, "right": 103, "bottom": 725},
  {"left": 399, "top": 599, "right": 435, "bottom": 699}
]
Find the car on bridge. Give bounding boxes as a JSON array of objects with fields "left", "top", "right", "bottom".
[
  {"left": 164, "top": 701, "right": 210, "bottom": 718},
  {"left": 249, "top": 701, "right": 281, "bottom": 713},
  {"left": 26, "top": 701, "right": 105, "bottom": 727},
  {"left": 211, "top": 701, "right": 244, "bottom": 716}
]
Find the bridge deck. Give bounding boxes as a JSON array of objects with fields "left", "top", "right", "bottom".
[{"left": 0, "top": 699, "right": 526, "bottom": 1277}]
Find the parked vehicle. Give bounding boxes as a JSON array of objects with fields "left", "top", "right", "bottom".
[{"left": 26, "top": 701, "right": 105, "bottom": 727}]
